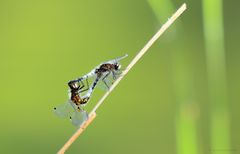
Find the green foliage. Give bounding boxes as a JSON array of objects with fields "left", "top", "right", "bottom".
[{"left": 0, "top": 1, "right": 238, "bottom": 154}]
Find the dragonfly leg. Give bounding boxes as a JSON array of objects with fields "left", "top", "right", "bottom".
[
  {"left": 113, "top": 69, "right": 123, "bottom": 77},
  {"left": 102, "top": 72, "right": 110, "bottom": 89},
  {"left": 79, "top": 77, "right": 90, "bottom": 93},
  {"left": 79, "top": 80, "right": 85, "bottom": 89},
  {"left": 112, "top": 71, "right": 117, "bottom": 80}
]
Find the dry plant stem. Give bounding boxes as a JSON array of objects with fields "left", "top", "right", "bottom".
[
  {"left": 57, "top": 112, "right": 96, "bottom": 154},
  {"left": 57, "top": 3, "right": 186, "bottom": 154},
  {"left": 91, "top": 3, "right": 186, "bottom": 114}
]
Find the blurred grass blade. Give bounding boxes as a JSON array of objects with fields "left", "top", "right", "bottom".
[
  {"left": 147, "top": 0, "right": 174, "bottom": 22},
  {"left": 147, "top": 0, "right": 177, "bottom": 39},
  {"left": 171, "top": 51, "right": 199, "bottom": 154},
  {"left": 176, "top": 103, "right": 199, "bottom": 154},
  {"left": 202, "top": 0, "right": 231, "bottom": 153}
]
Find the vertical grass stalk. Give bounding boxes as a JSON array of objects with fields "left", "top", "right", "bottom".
[
  {"left": 176, "top": 103, "right": 199, "bottom": 154},
  {"left": 171, "top": 51, "right": 199, "bottom": 154},
  {"left": 147, "top": 0, "right": 174, "bottom": 22},
  {"left": 147, "top": 0, "right": 177, "bottom": 38},
  {"left": 202, "top": 0, "right": 231, "bottom": 153}
]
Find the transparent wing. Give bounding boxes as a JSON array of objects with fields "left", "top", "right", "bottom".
[
  {"left": 83, "top": 69, "right": 123, "bottom": 91},
  {"left": 97, "top": 70, "right": 123, "bottom": 91},
  {"left": 54, "top": 99, "right": 88, "bottom": 126},
  {"left": 101, "top": 54, "right": 128, "bottom": 65},
  {"left": 70, "top": 110, "right": 88, "bottom": 126},
  {"left": 53, "top": 100, "right": 74, "bottom": 118}
]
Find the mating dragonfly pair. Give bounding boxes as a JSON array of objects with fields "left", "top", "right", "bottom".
[{"left": 53, "top": 54, "right": 128, "bottom": 126}]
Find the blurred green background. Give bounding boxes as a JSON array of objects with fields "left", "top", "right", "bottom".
[{"left": 0, "top": 0, "right": 239, "bottom": 154}]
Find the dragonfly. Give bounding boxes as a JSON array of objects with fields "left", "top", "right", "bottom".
[
  {"left": 82, "top": 54, "right": 128, "bottom": 91},
  {"left": 53, "top": 54, "right": 128, "bottom": 126},
  {"left": 53, "top": 78, "right": 96, "bottom": 126}
]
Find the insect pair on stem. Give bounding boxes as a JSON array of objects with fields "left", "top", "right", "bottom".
[{"left": 54, "top": 54, "right": 128, "bottom": 126}]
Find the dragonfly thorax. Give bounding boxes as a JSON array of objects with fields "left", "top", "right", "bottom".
[{"left": 95, "top": 63, "right": 120, "bottom": 74}]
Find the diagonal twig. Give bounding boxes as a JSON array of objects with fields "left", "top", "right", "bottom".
[{"left": 57, "top": 3, "right": 187, "bottom": 154}]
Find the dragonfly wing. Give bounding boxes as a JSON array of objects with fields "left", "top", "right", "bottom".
[
  {"left": 102, "top": 54, "right": 128, "bottom": 64},
  {"left": 79, "top": 68, "right": 123, "bottom": 93},
  {"left": 53, "top": 100, "right": 74, "bottom": 118},
  {"left": 97, "top": 70, "right": 123, "bottom": 91},
  {"left": 70, "top": 110, "right": 89, "bottom": 126},
  {"left": 82, "top": 68, "right": 96, "bottom": 79}
]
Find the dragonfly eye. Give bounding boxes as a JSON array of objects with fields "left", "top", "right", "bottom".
[{"left": 115, "top": 63, "right": 121, "bottom": 70}]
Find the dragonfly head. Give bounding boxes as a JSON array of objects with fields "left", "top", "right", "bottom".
[
  {"left": 114, "top": 63, "right": 121, "bottom": 70},
  {"left": 68, "top": 80, "right": 80, "bottom": 90}
]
